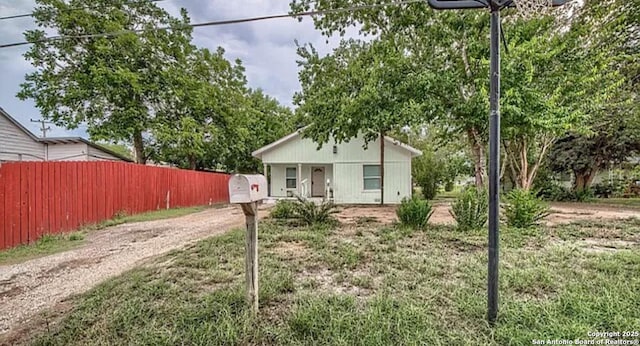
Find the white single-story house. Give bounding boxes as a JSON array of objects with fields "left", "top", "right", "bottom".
[
  {"left": 0, "top": 107, "right": 132, "bottom": 163},
  {"left": 252, "top": 130, "right": 422, "bottom": 204}
]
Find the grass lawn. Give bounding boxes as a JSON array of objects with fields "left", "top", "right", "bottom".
[
  {"left": 0, "top": 232, "right": 85, "bottom": 265},
  {"left": 91, "top": 205, "right": 211, "bottom": 229},
  {"left": 21, "top": 217, "right": 640, "bottom": 345},
  {"left": 0, "top": 206, "right": 212, "bottom": 265},
  {"left": 591, "top": 198, "right": 640, "bottom": 209}
]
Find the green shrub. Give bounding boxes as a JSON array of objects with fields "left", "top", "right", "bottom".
[
  {"left": 270, "top": 199, "right": 297, "bottom": 219},
  {"left": 68, "top": 232, "right": 85, "bottom": 241},
  {"left": 449, "top": 187, "right": 488, "bottom": 232},
  {"left": 444, "top": 181, "right": 455, "bottom": 192},
  {"left": 572, "top": 188, "right": 594, "bottom": 202},
  {"left": 503, "top": 189, "right": 550, "bottom": 229},
  {"left": 536, "top": 182, "right": 569, "bottom": 201},
  {"left": 293, "top": 196, "right": 338, "bottom": 226},
  {"left": 537, "top": 182, "right": 595, "bottom": 202},
  {"left": 396, "top": 196, "right": 434, "bottom": 229},
  {"left": 413, "top": 150, "right": 444, "bottom": 200}
]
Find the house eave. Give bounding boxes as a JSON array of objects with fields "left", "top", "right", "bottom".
[{"left": 253, "top": 129, "right": 423, "bottom": 160}]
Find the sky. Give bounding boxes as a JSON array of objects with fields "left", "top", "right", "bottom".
[{"left": 0, "top": 0, "right": 352, "bottom": 138}]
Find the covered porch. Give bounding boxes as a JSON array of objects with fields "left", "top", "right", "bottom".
[{"left": 263, "top": 163, "right": 334, "bottom": 200}]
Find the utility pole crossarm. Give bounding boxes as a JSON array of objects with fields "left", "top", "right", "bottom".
[{"left": 30, "top": 118, "right": 54, "bottom": 138}]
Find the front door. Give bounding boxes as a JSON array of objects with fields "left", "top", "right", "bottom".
[{"left": 311, "top": 167, "right": 325, "bottom": 197}]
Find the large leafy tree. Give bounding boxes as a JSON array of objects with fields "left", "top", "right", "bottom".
[
  {"left": 19, "top": 0, "right": 193, "bottom": 163},
  {"left": 545, "top": 0, "right": 640, "bottom": 191},
  {"left": 149, "top": 56, "right": 295, "bottom": 172},
  {"left": 149, "top": 47, "right": 250, "bottom": 170},
  {"left": 291, "top": 0, "right": 616, "bottom": 191},
  {"left": 547, "top": 113, "right": 640, "bottom": 191},
  {"left": 235, "top": 89, "right": 296, "bottom": 173},
  {"left": 499, "top": 16, "right": 599, "bottom": 190},
  {"left": 292, "top": 1, "right": 490, "bottom": 188}
]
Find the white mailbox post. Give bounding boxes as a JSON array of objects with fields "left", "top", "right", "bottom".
[{"left": 228, "top": 174, "right": 267, "bottom": 314}]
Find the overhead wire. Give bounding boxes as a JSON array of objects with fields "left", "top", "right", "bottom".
[
  {"left": 0, "top": 0, "right": 424, "bottom": 49},
  {"left": 0, "top": 0, "right": 167, "bottom": 21}
]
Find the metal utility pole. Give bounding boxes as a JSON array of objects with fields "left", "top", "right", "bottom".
[
  {"left": 30, "top": 118, "right": 53, "bottom": 138},
  {"left": 427, "top": 0, "right": 566, "bottom": 325},
  {"left": 487, "top": 2, "right": 501, "bottom": 324}
]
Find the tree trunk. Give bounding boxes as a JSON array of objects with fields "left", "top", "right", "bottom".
[
  {"left": 380, "top": 131, "right": 385, "bottom": 205},
  {"left": 468, "top": 128, "right": 486, "bottom": 188},
  {"left": 188, "top": 155, "right": 197, "bottom": 170},
  {"left": 518, "top": 139, "right": 529, "bottom": 190},
  {"left": 133, "top": 130, "right": 146, "bottom": 164},
  {"left": 507, "top": 136, "right": 556, "bottom": 191},
  {"left": 574, "top": 170, "right": 597, "bottom": 191}
]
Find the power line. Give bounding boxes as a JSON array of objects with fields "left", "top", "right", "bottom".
[
  {"left": 0, "top": 0, "right": 423, "bottom": 49},
  {"left": 30, "top": 118, "right": 54, "bottom": 137},
  {"left": 0, "top": 0, "right": 167, "bottom": 21}
]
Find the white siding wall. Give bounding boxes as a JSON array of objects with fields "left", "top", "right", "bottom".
[
  {"left": 333, "top": 162, "right": 411, "bottom": 204},
  {"left": 261, "top": 135, "right": 408, "bottom": 164},
  {"left": 0, "top": 114, "right": 45, "bottom": 161},
  {"left": 270, "top": 164, "right": 288, "bottom": 197},
  {"left": 87, "top": 145, "right": 124, "bottom": 161},
  {"left": 47, "top": 143, "right": 89, "bottom": 161}
]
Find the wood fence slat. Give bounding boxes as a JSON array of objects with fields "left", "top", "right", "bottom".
[
  {"left": 68, "top": 161, "right": 76, "bottom": 230},
  {"left": 20, "top": 163, "right": 29, "bottom": 243},
  {"left": 0, "top": 165, "right": 4, "bottom": 249},
  {"left": 42, "top": 163, "right": 50, "bottom": 235},
  {"left": 33, "top": 162, "right": 42, "bottom": 239},
  {"left": 6, "top": 164, "right": 18, "bottom": 247},
  {"left": 74, "top": 162, "right": 82, "bottom": 229},
  {"left": 48, "top": 163, "right": 55, "bottom": 235}
]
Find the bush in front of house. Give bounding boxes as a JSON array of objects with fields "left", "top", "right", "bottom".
[
  {"left": 503, "top": 189, "right": 550, "bottom": 229},
  {"left": 396, "top": 196, "right": 434, "bottom": 229},
  {"left": 293, "top": 196, "right": 339, "bottom": 226},
  {"left": 270, "top": 199, "right": 297, "bottom": 219},
  {"left": 449, "top": 187, "right": 488, "bottom": 232},
  {"left": 536, "top": 180, "right": 569, "bottom": 201}
]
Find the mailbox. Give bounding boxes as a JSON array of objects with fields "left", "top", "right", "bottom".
[{"left": 229, "top": 174, "right": 268, "bottom": 204}]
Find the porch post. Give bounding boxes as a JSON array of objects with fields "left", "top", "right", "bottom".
[
  {"left": 263, "top": 163, "right": 269, "bottom": 197},
  {"left": 297, "top": 163, "right": 302, "bottom": 197}
]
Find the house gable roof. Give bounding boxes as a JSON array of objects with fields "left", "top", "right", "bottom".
[
  {"left": 0, "top": 107, "right": 133, "bottom": 162},
  {"left": 41, "top": 137, "right": 134, "bottom": 162},
  {"left": 252, "top": 129, "right": 303, "bottom": 158},
  {"left": 0, "top": 107, "right": 40, "bottom": 141},
  {"left": 252, "top": 129, "right": 422, "bottom": 159}
]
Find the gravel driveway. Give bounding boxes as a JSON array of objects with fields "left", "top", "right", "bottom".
[{"left": 0, "top": 205, "right": 268, "bottom": 335}]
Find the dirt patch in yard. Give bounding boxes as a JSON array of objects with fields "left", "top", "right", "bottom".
[
  {"left": 552, "top": 237, "right": 639, "bottom": 254},
  {"left": 545, "top": 203, "right": 640, "bottom": 226},
  {"left": 335, "top": 202, "right": 640, "bottom": 227},
  {"left": 272, "top": 241, "right": 311, "bottom": 260},
  {"left": 296, "top": 267, "right": 374, "bottom": 298},
  {"left": 0, "top": 205, "right": 270, "bottom": 338},
  {"left": 336, "top": 205, "right": 398, "bottom": 225}
]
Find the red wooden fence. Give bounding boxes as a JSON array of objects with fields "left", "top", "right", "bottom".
[{"left": 0, "top": 161, "right": 230, "bottom": 250}]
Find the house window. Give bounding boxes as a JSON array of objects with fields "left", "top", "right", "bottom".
[
  {"left": 286, "top": 167, "right": 297, "bottom": 189},
  {"left": 363, "top": 165, "right": 381, "bottom": 190}
]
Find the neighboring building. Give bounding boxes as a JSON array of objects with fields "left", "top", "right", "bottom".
[
  {"left": 0, "top": 107, "right": 132, "bottom": 162},
  {"left": 252, "top": 129, "right": 422, "bottom": 204}
]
